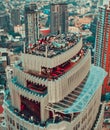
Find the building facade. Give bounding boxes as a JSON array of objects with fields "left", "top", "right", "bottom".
[
  {"left": 94, "top": 3, "right": 110, "bottom": 94},
  {"left": 0, "top": 12, "right": 10, "bottom": 32},
  {"left": 97, "top": 0, "right": 104, "bottom": 6},
  {"left": 97, "top": 0, "right": 109, "bottom": 7},
  {"left": 11, "top": 8, "right": 21, "bottom": 26},
  {"left": 0, "top": 1, "right": 10, "bottom": 32},
  {"left": 25, "top": 3, "right": 39, "bottom": 45},
  {"left": 50, "top": 3, "right": 68, "bottom": 34},
  {"left": 0, "top": 1, "right": 10, "bottom": 31},
  {"left": 4, "top": 33, "right": 106, "bottom": 130}
]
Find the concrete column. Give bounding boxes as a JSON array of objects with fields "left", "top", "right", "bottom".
[{"left": 40, "top": 96, "right": 49, "bottom": 122}]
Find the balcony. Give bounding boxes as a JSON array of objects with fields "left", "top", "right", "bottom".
[
  {"left": 4, "top": 100, "right": 40, "bottom": 126},
  {"left": 25, "top": 48, "right": 87, "bottom": 81},
  {"left": 12, "top": 77, "right": 47, "bottom": 97},
  {"left": 26, "top": 80, "right": 47, "bottom": 95},
  {"left": 4, "top": 100, "right": 65, "bottom": 129}
]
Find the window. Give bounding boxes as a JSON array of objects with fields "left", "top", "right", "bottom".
[
  {"left": 20, "top": 125, "right": 23, "bottom": 130},
  {"left": 10, "top": 118, "right": 12, "bottom": 124},
  {"left": 108, "top": 82, "right": 110, "bottom": 86},
  {"left": 16, "top": 123, "right": 19, "bottom": 129},
  {"left": 12, "top": 120, "right": 15, "bottom": 126}
]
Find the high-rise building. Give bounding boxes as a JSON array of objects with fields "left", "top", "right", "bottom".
[
  {"left": 24, "top": 3, "right": 39, "bottom": 45},
  {"left": 50, "top": 3, "right": 68, "bottom": 34},
  {"left": 97, "top": 0, "right": 104, "bottom": 6},
  {"left": 94, "top": 2, "right": 110, "bottom": 94},
  {"left": 11, "top": 8, "right": 21, "bottom": 26},
  {"left": 4, "top": 33, "right": 106, "bottom": 130},
  {"left": 0, "top": 12, "right": 10, "bottom": 32},
  {"left": 0, "top": 1, "right": 10, "bottom": 32},
  {"left": 97, "top": 0, "right": 109, "bottom": 7}
]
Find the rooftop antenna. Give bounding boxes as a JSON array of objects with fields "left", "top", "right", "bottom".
[
  {"left": 45, "top": 45, "right": 48, "bottom": 58},
  {"left": 36, "top": 9, "right": 40, "bottom": 40},
  {"left": 23, "top": 41, "right": 26, "bottom": 53}
]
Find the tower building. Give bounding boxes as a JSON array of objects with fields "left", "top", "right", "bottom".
[
  {"left": 0, "top": 1, "right": 10, "bottom": 32},
  {"left": 24, "top": 3, "right": 39, "bottom": 45},
  {"left": 4, "top": 33, "right": 106, "bottom": 130},
  {"left": 94, "top": 2, "right": 110, "bottom": 94},
  {"left": 11, "top": 8, "right": 21, "bottom": 26},
  {"left": 97, "top": 0, "right": 109, "bottom": 7},
  {"left": 50, "top": 3, "right": 68, "bottom": 34},
  {"left": 97, "top": 0, "right": 104, "bottom": 6}
]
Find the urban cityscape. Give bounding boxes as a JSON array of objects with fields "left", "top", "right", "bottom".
[{"left": 0, "top": 0, "right": 110, "bottom": 130}]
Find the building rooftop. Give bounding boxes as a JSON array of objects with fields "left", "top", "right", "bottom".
[
  {"left": 27, "top": 33, "right": 81, "bottom": 58},
  {"left": 23, "top": 47, "right": 87, "bottom": 80}
]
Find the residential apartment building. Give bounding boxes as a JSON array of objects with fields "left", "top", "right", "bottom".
[{"left": 94, "top": 3, "right": 110, "bottom": 94}]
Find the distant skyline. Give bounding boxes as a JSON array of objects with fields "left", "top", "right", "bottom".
[{"left": 98, "top": 0, "right": 110, "bottom": 6}]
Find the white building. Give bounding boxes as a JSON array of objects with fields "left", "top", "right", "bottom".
[{"left": 4, "top": 33, "right": 106, "bottom": 130}]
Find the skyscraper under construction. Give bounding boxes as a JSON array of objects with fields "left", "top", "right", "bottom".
[
  {"left": 25, "top": 3, "right": 39, "bottom": 45},
  {"left": 50, "top": 3, "right": 68, "bottom": 35}
]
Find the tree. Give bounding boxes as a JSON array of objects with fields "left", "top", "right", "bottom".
[
  {"left": 1, "top": 35, "right": 8, "bottom": 42},
  {"left": 86, "top": 36, "right": 95, "bottom": 47}
]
